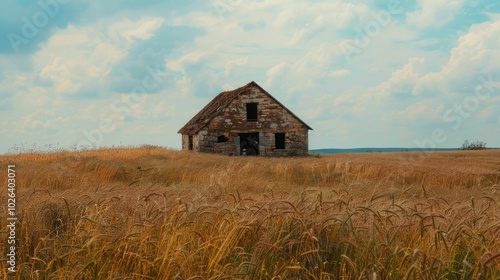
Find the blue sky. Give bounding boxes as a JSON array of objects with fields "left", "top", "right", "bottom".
[{"left": 1, "top": 0, "right": 499, "bottom": 153}]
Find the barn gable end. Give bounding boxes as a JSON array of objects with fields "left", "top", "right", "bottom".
[{"left": 178, "top": 81, "right": 312, "bottom": 156}]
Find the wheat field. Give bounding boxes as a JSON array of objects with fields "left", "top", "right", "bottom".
[{"left": 0, "top": 146, "right": 499, "bottom": 279}]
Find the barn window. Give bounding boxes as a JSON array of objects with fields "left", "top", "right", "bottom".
[
  {"left": 188, "top": 136, "right": 193, "bottom": 150},
  {"left": 246, "top": 102, "right": 258, "bottom": 121},
  {"left": 217, "top": 135, "right": 229, "bottom": 143},
  {"left": 275, "top": 133, "right": 285, "bottom": 149}
]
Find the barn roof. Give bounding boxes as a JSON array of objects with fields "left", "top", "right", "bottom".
[{"left": 178, "top": 81, "right": 312, "bottom": 135}]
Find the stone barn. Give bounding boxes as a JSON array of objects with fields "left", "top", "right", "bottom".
[{"left": 178, "top": 81, "right": 312, "bottom": 156}]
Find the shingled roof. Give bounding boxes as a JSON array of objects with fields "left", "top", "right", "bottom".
[{"left": 178, "top": 81, "right": 312, "bottom": 135}]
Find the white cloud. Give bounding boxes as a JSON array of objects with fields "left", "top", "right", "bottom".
[
  {"left": 329, "top": 69, "right": 351, "bottom": 78},
  {"left": 224, "top": 57, "right": 248, "bottom": 77},
  {"left": 477, "top": 105, "right": 497, "bottom": 121},
  {"left": 121, "top": 18, "right": 164, "bottom": 42},
  {"left": 265, "top": 43, "right": 345, "bottom": 90},
  {"left": 273, "top": 10, "right": 295, "bottom": 28},
  {"left": 395, "top": 99, "right": 445, "bottom": 122},
  {"left": 167, "top": 51, "right": 207, "bottom": 72},
  {"left": 35, "top": 18, "right": 165, "bottom": 97},
  {"left": 407, "top": 0, "right": 466, "bottom": 28},
  {"left": 81, "top": 104, "right": 96, "bottom": 115},
  {"left": 416, "top": 20, "right": 500, "bottom": 96},
  {"left": 341, "top": 18, "right": 500, "bottom": 147},
  {"left": 20, "top": 109, "right": 70, "bottom": 131},
  {"left": 333, "top": 95, "right": 354, "bottom": 106},
  {"left": 36, "top": 24, "right": 125, "bottom": 96},
  {"left": 265, "top": 62, "right": 291, "bottom": 88},
  {"left": 372, "top": 57, "right": 426, "bottom": 100},
  {"left": 371, "top": 20, "right": 500, "bottom": 101}
]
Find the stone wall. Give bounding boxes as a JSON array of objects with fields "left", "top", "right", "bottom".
[
  {"left": 207, "top": 86, "right": 306, "bottom": 133},
  {"left": 198, "top": 129, "right": 238, "bottom": 155},
  {"left": 194, "top": 85, "right": 310, "bottom": 156},
  {"left": 196, "top": 129, "right": 308, "bottom": 156},
  {"left": 181, "top": 134, "right": 200, "bottom": 151}
]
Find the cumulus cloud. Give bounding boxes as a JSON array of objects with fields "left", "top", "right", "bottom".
[
  {"left": 328, "top": 69, "right": 351, "bottom": 78},
  {"left": 407, "top": 0, "right": 466, "bottom": 28},
  {"left": 265, "top": 43, "right": 346, "bottom": 90},
  {"left": 373, "top": 57, "right": 426, "bottom": 100},
  {"left": 371, "top": 19, "right": 500, "bottom": 103},
  {"left": 415, "top": 20, "right": 500, "bottom": 96},
  {"left": 224, "top": 57, "right": 248, "bottom": 77},
  {"left": 35, "top": 24, "right": 126, "bottom": 97},
  {"left": 119, "top": 18, "right": 164, "bottom": 42},
  {"left": 395, "top": 99, "right": 445, "bottom": 122},
  {"left": 355, "top": 19, "right": 500, "bottom": 146},
  {"left": 33, "top": 17, "right": 184, "bottom": 98}
]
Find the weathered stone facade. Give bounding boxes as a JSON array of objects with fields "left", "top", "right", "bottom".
[{"left": 178, "top": 81, "right": 312, "bottom": 156}]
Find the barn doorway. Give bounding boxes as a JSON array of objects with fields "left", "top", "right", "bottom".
[
  {"left": 188, "top": 136, "right": 193, "bottom": 150},
  {"left": 238, "top": 133, "right": 259, "bottom": 155}
]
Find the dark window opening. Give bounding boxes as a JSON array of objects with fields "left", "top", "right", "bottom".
[
  {"left": 275, "top": 133, "right": 285, "bottom": 149},
  {"left": 246, "top": 103, "right": 258, "bottom": 121},
  {"left": 188, "top": 136, "right": 193, "bottom": 150},
  {"left": 217, "top": 135, "right": 229, "bottom": 143}
]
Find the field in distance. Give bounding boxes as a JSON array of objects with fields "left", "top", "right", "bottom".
[{"left": 0, "top": 146, "right": 499, "bottom": 279}]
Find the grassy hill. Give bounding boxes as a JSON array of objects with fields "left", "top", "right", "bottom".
[{"left": 1, "top": 146, "right": 499, "bottom": 279}]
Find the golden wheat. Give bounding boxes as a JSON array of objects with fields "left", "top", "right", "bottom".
[{"left": 0, "top": 146, "right": 499, "bottom": 279}]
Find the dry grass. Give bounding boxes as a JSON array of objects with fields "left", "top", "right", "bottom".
[{"left": 0, "top": 146, "right": 499, "bottom": 279}]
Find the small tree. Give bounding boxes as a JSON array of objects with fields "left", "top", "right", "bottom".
[{"left": 461, "top": 140, "right": 487, "bottom": 150}]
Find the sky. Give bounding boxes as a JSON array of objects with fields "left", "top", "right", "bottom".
[{"left": 1, "top": 0, "right": 499, "bottom": 153}]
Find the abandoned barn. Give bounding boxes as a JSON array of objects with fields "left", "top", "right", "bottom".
[{"left": 178, "top": 81, "right": 312, "bottom": 156}]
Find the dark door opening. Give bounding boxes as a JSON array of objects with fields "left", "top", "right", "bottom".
[
  {"left": 238, "top": 133, "right": 259, "bottom": 155},
  {"left": 188, "top": 136, "right": 193, "bottom": 151}
]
